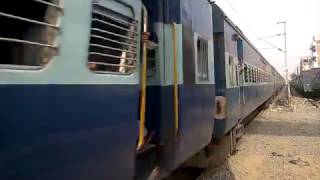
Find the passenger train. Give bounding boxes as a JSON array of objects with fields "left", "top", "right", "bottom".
[{"left": 0, "top": 0, "right": 284, "bottom": 179}]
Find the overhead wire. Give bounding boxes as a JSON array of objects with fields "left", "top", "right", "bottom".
[
  {"left": 216, "top": 0, "right": 282, "bottom": 52},
  {"left": 215, "top": 0, "right": 285, "bottom": 73}
]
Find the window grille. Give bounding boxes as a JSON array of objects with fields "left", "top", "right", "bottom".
[
  {"left": 235, "top": 65, "right": 239, "bottom": 86},
  {"left": 0, "top": 0, "right": 63, "bottom": 69},
  {"left": 244, "top": 64, "right": 249, "bottom": 83},
  {"left": 255, "top": 69, "right": 257, "bottom": 83},
  {"left": 196, "top": 37, "right": 209, "bottom": 81},
  {"left": 88, "top": 2, "right": 139, "bottom": 75},
  {"left": 252, "top": 68, "right": 254, "bottom": 83},
  {"left": 252, "top": 68, "right": 255, "bottom": 83},
  {"left": 258, "top": 70, "right": 261, "bottom": 82},
  {"left": 228, "top": 56, "right": 236, "bottom": 86},
  {"left": 250, "top": 67, "right": 254, "bottom": 83}
]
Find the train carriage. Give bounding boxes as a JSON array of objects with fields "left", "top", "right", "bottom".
[
  {"left": 0, "top": 0, "right": 143, "bottom": 179},
  {"left": 291, "top": 68, "right": 320, "bottom": 97},
  {"left": 138, "top": 0, "right": 216, "bottom": 178},
  {"left": 0, "top": 0, "right": 217, "bottom": 179},
  {"left": 212, "top": 4, "right": 284, "bottom": 138},
  {"left": 0, "top": 1, "right": 285, "bottom": 180}
]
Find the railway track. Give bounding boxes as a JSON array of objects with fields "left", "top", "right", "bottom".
[{"left": 307, "top": 98, "right": 320, "bottom": 108}]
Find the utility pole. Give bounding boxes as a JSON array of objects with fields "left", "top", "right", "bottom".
[{"left": 277, "top": 21, "right": 291, "bottom": 105}]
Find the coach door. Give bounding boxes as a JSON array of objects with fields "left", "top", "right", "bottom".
[{"left": 237, "top": 39, "right": 245, "bottom": 115}]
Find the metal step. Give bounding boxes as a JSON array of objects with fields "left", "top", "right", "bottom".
[{"left": 235, "top": 123, "right": 244, "bottom": 140}]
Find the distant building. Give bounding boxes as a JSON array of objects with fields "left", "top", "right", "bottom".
[
  {"left": 310, "top": 35, "right": 320, "bottom": 67},
  {"left": 300, "top": 56, "right": 313, "bottom": 72},
  {"left": 316, "top": 35, "right": 320, "bottom": 67},
  {"left": 296, "top": 35, "right": 320, "bottom": 75}
]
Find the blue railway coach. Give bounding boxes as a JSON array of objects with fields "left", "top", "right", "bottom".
[
  {"left": 0, "top": 0, "right": 284, "bottom": 180},
  {"left": 212, "top": 4, "right": 284, "bottom": 138}
]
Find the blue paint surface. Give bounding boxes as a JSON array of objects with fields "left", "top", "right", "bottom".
[
  {"left": 143, "top": 0, "right": 216, "bottom": 173},
  {"left": 0, "top": 85, "right": 139, "bottom": 180},
  {"left": 142, "top": 0, "right": 181, "bottom": 23},
  {"left": 225, "top": 87, "right": 241, "bottom": 132},
  {"left": 242, "top": 84, "right": 274, "bottom": 117},
  {"left": 145, "top": 84, "right": 215, "bottom": 172},
  {"left": 213, "top": 84, "right": 277, "bottom": 138}
]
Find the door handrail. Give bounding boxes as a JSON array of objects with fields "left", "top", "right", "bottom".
[
  {"left": 172, "top": 22, "right": 179, "bottom": 136},
  {"left": 137, "top": 6, "right": 148, "bottom": 150}
]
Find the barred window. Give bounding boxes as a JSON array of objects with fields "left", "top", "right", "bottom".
[
  {"left": 0, "top": 0, "right": 62, "bottom": 69},
  {"left": 244, "top": 64, "right": 249, "bottom": 83},
  {"left": 196, "top": 37, "right": 209, "bottom": 81},
  {"left": 228, "top": 56, "right": 237, "bottom": 86},
  {"left": 252, "top": 68, "right": 255, "bottom": 83},
  {"left": 255, "top": 69, "right": 258, "bottom": 83},
  {"left": 258, "top": 70, "right": 261, "bottom": 82},
  {"left": 88, "top": 2, "right": 139, "bottom": 75},
  {"left": 235, "top": 65, "right": 239, "bottom": 86},
  {"left": 250, "top": 66, "right": 253, "bottom": 83}
]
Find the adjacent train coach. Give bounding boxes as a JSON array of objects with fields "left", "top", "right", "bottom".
[
  {"left": 0, "top": 0, "right": 285, "bottom": 180},
  {"left": 212, "top": 4, "right": 284, "bottom": 139},
  {"left": 291, "top": 68, "right": 320, "bottom": 97}
]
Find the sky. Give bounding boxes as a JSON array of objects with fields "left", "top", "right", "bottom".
[{"left": 215, "top": 0, "right": 320, "bottom": 76}]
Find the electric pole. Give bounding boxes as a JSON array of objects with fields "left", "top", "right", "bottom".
[{"left": 277, "top": 21, "right": 291, "bottom": 105}]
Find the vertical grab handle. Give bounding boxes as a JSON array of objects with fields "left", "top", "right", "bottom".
[
  {"left": 137, "top": 6, "right": 148, "bottom": 150},
  {"left": 172, "top": 22, "right": 179, "bottom": 136}
]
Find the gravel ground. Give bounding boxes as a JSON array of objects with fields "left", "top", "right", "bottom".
[{"left": 198, "top": 89, "right": 320, "bottom": 180}]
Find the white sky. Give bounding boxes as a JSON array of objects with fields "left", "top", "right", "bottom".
[{"left": 215, "top": 0, "right": 320, "bottom": 75}]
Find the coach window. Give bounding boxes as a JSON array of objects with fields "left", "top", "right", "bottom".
[
  {"left": 250, "top": 66, "right": 253, "bottom": 83},
  {"left": 87, "top": 2, "right": 139, "bottom": 74},
  {"left": 235, "top": 65, "right": 239, "bottom": 86},
  {"left": 196, "top": 37, "right": 209, "bottom": 82},
  {"left": 252, "top": 68, "right": 256, "bottom": 83},
  {"left": 250, "top": 67, "right": 254, "bottom": 83},
  {"left": 252, "top": 68, "right": 255, "bottom": 83},
  {"left": 0, "top": 0, "right": 62, "bottom": 69},
  {"left": 228, "top": 56, "right": 237, "bottom": 86},
  {"left": 248, "top": 66, "right": 251, "bottom": 83},
  {"left": 254, "top": 68, "right": 257, "bottom": 83},
  {"left": 247, "top": 66, "right": 250, "bottom": 83},
  {"left": 244, "top": 64, "right": 249, "bottom": 83},
  {"left": 251, "top": 67, "right": 254, "bottom": 83},
  {"left": 253, "top": 69, "right": 256, "bottom": 83},
  {"left": 258, "top": 70, "right": 261, "bottom": 82},
  {"left": 253, "top": 68, "right": 255, "bottom": 83}
]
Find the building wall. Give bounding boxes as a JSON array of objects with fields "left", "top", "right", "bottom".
[
  {"left": 316, "top": 35, "right": 320, "bottom": 67},
  {"left": 300, "top": 56, "right": 313, "bottom": 72}
]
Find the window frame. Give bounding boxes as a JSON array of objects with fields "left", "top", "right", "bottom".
[
  {"left": 227, "top": 55, "right": 239, "bottom": 87},
  {"left": 0, "top": 0, "right": 63, "bottom": 70},
  {"left": 249, "top": 66, "right": 253, "bottom": 83},
  {"left": 228, "top": 56, "right": 235, "bottom": 86},
  {"left": 194, "top": 33, "right": 214, "bottom": 84},
  {"left": 87, "top": 1, "right": 139, "bottom": 75},
  {"left": 244, "top": 64, "right": 249, "bottom": 83}
]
